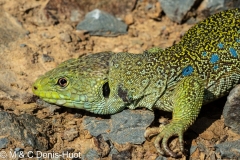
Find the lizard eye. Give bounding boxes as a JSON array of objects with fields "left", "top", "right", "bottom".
[
  {"left": 102, "top": 82, "right": 110, "bottom": 98},
  {"left": 57, "top": 78, "right": 68, "bottom": 87}
]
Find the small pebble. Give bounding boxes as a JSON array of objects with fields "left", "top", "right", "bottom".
[
  {"left": 59, "top": 33, "right": 72, "bottom": 43},
  {"left": 20, "top": 44, "right": 27, "bottom": 47},
  {"left": 41, "top": 54, "right": 54, "bottom": 63},
  {"left": 0, "top": 137, "right": 8, "bottom": 149},
  {"left": 124, "top": 13, "right": 134, "bottom": 25}
]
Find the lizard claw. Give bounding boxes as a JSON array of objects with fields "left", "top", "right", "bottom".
[
  {"left": 144, "top": 127, "right": 160, "bottom": 141},
  {"left": 146, "top": 122, "right": 185, "bottom": 157},
  {"left": 144, "top": 123, "right": 166, "bottom": 141}
]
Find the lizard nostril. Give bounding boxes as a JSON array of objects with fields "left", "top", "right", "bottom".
[{"left": 33, "top": 86, "right": 38, "bottom": 90}]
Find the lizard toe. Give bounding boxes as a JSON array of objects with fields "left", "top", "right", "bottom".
[
  {"left": 154, "top": 133, "right": 165, "bottom": 155},
  {"left": 153, "top": 122, "right": 185, "bottom": 157},
  {"left": 161, "top": 133, "right": 178, "bottom": 157},
  {"left": 144, "top": 127, "right": 160, "bottom": 141}
]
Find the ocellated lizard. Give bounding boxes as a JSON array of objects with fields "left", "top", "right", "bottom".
[{"left": 32, "top": 9, "right": 240, "bottom": 157}]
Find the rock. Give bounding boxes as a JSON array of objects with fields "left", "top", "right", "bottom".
[
  {"left": 146, "top": 1, "right": 163, "bottom": 19},
  {"left": 76, "top": 9, "right": 128, "bottom": 37},
  {"left": 41, "top": 32, "right": 55, "bottom": 39},
  {"left": 63, "top": 127, "right": 79, "bottom": 142},
  {"left": 155, "top": 155, "right": 168, "bottom": 160},
  {"left": 0, "top": 70, "right": 20, "bottom": 99},
  {"left": 198, "top": 142, "right": 207, "bottom": 153},
  {"left": 215, "top": 140, "right": 240, "bottom": 159},
  {"left": 36, "top": 99, "right": 61, "bottom": 116},
  {"left": 109, "top": 109, "right": 154, "bottom": 144},
  {"left": 197, "top": 0, "right": 240, "bottom": 16},
  {"left": 0, "top": 137, "right": 8, "bottom": 149},
  {"left": 0, "top": 111, "right": 49, "bottom": 150},
  {"left": 20, "top": 44, "right": 27, "bottom": 48},
  {"left": 0, "top": 8, "right": 27, "bottom": 51},
  {"left": 94, "top": 135, "right": 111, "bottom": 157},
  {"left": 83, "top": 117, "right": 110, "bottom": 138},
  {"left": 112, "top": 150, "right": 132, "bottom": 160},
  {"left": 190, "top": 145, "right": 198, "bottom": 155},
  {"left": 83, "top": 109, "right": 154, "bottom": 145},
  {"left": 158, "top": 0, "right": 196, "bottom": 23},
  {"left": 14, "top": 147, "right": 24, "bottom": 154},
  {"left": 81, "top": 149, "right": 100, "bottom": 160},
  {"left": 41, "top": 54, "right": 54, "bottom": 63},
  {"left": 109, "top": 145, "right": 119, "bottom": 156},
  {"left": 223, "top": 84, "right": 240, "bottom": 134},
  {"left": 59, "top": 33, "right": 72, "bottom": 43}
]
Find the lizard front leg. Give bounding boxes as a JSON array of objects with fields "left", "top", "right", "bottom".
[{"left": 145, "top": 75, "right": 205, "bottom": 157}]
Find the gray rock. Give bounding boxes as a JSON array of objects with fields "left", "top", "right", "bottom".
[
  {"left": 158, "top": 0, "right": 196, "bottom": 23},
  {"left": 110, "top": 109, "right": 154, "bottom": 144},
  {"left": 83, "top": 116, "right": 110, "bottom": 138},
  {"left": 41, "top": 54, "right": 54, "bottom": 63},
  {"left": 36, "top": 99, "right": 60, "bottom": 111},
  {"left": 0, "top": 137, "right": 8, "bottom": 149},
  {"left": 76, "top": 9, "right": 128, "bottom": 37},
  {"left": 81, "top": 149, "right": 100, "bottom": 160},
  {"left": 155, "top": 155, "right": 167, "bottom": 160},
  {"left": 215, "top": 140, "right": 240, "bottom": 159},
  {"left": 20, "top": 44, "right": 27, "bottom": 47},
  {"left": 199, "top": 0, "right": 240, "bottom": 15},
  {"left": 223, "top": 84, "right": 240, "bottom": 134},
  {"left": 14, "top": 147, "right": 23, "bottom": 152},
  {"left": 83, "top": 109, "right": 154, "bottom": 144},
  {"left": 0, "top": 111, "right": 49, "bottom": 150},
  {"left": 109, "top": 145, "right": 119, "bottom": 156},
  {"left": 190, "top": 145, "right": 198, "bottom": 155}
]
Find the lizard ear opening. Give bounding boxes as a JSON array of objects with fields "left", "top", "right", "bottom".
[{"left": 102, "top": 82, "right": 110, "bottom": 98}]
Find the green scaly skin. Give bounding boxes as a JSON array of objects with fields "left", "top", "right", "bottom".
[{"left": 33, "top": 9, "right": 240, "bottom": 157}]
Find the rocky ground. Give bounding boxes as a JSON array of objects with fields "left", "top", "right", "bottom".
[{"left": 0, "top": 0, "right": 240, "bottom": 159}]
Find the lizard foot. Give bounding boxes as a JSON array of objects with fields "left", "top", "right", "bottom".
[
  {"left": 155, "top": 122, "right": 185, "bottom": 157},
  {"left": 145, "top": 122, "right": 185, "bottom": 157}
]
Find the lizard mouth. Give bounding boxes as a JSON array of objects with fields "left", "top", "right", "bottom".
[
  {"left": 33, "top": 86, "right": 38, "bottom": 90},
  {"left": 40, "top": 96, "right": 86, "bottom": 109}
]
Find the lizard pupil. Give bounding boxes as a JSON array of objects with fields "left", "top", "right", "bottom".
[
  {"left": 102, "top": 82, "right": 110, "bottom": 98},
  {"left": 57, "top": 78, "right": 68, "bottom": 87}
]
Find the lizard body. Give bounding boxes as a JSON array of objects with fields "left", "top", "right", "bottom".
[{"left": 32, "top": 9, "right": 240, "bottom": 157}]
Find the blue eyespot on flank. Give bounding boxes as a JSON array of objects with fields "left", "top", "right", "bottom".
[
  {"left": 210, "top": 54, "right": 219, "bottom": 64},
  {"left": 229, "top": 47, "right": 238, "bottom": 58},
  {"left": 182, "top": 65, "right": 194, "bottom": 76},
  {"left": 236, "top": 38, "right": 240, "bottom": 43},
  {"left": 213, "top": 65, "right": 219, "bottom": 70},
  {"left": 217, "top": 43, "right": 224, "bottom": 49},
  {"left": 202, "top": 51, "right": 207, "bottom": 56}
]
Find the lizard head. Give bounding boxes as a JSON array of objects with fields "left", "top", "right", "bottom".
[{"left": 32, "top": 52, "right": 117, "bottom": 114}]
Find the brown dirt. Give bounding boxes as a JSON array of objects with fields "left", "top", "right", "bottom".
[{"left": 0, "top": 0, "right": 239, "bottom": 160}]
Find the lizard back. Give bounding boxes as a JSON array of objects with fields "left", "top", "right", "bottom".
[{"left": 110, "top": 8, "right": 240, "bottom": 110}]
